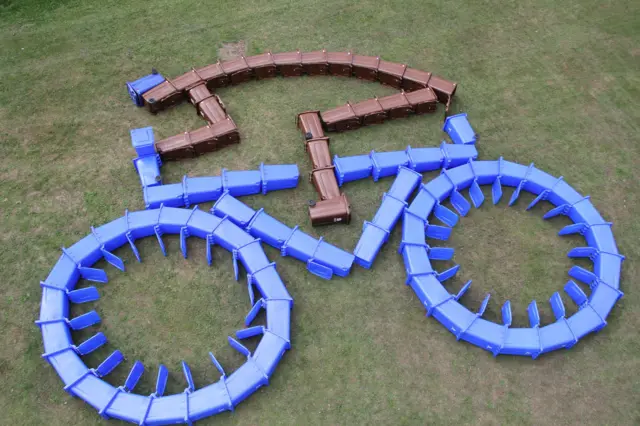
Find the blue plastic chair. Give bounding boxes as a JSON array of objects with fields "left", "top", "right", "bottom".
[
  {"left": 126, "top": 72, "right": 165, "bottom": 106},
  {"left": 443, "top": 113, "right": 476, "bottom": 145}
]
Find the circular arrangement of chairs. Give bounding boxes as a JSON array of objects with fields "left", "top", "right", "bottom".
[
  {"left": 36, "top": 206, "right": 292, "bottom": 424},
  {"left": 400, "top": 159, "right": 624, "bottom": 357}
]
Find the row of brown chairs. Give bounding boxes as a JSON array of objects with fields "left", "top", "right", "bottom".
[
  {"left": 154, "top": 83, "right": 239, "bottom": 161},
  {"left": 142, "top": 51, "right": 456, "bottom": 224},
  {"left": 296, "top": 88, "right": 438, "bottom": 225},
  {"left": 320, "top": 87, "right": 438, "bottom": 132},
  {"left": 141, "top": 50, "right": 457, "bottom": 114},
  {"left": 296, "top": 112, "right": 351, "bottom": 226},
  {"left": 155, "top": 118, "right": 240, "bottom": 161}
]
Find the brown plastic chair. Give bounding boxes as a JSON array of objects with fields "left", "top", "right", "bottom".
[
  {"left": 189, "top": 125, "right": 219, "bottom": 155},
  {"left": 301, "top": 50, "right": 328, "bottom": 75},
  {"left": 405, "top": 87, "right": 438, "bottom": 114},
  {"left": 220, "top": 56, "right": 253, "bottom": 85},
  {"left": 309, "top": 193, "right": 351, "bottom": 226},
  {"left": 190, "top": 119, "right": 240, "bottom": 155},
  {"left": 198, "top": 96, "right": 227, "bottom": 124},
  {"left": 428, "top": 75, "right": 457, "bottom": 109},
  {"left": 320, "top": 103, "right": 361, "bottom": 132},
  {"left": 327, "top": 51, "right": 353, "bottom": 76},
  {"left": 296, "top": 111, "right": 325, "bottom": 139},
  {"left": 351, "top": 98, "right": 386, "bottom": 126},
  {"left": 351, "top": 55, "right": 380, "bottom": 81},
  {"left": 194, "top": 62, "right": 230, "bottom": 89},
  {"left": 142, "top": 80, "right": 183, "bottom": 114},
  {"left": 402, "top": 68, "right": 432, "bottom": 92},
  {"left": 273, "top": 51, "right": 303, "bottom": 77},
  {"left": 208, "top": 117, "right": 240, "bottom": 148},
  {"left": 310, "top": 166, "right": 341, "bottom": 200},
  {"left": 156, "top": 118, "right": 240, "bottom": 160},
  {"left": 156, "top": 132, "right": 196, "bottom": 160},
  {"left": 305, "top": 137, "right": 332, "bottom": 169},
  {"left": 188, "top": 84, "right": 214, "bottom": 106},
  {"left": 377, "top": 91, "right": 413, "bottom": 119},
  {"left": 377, "top": 60, "right": 406, "bottom": 89},
  {"left": 246, "top": 53, "right": 276, "bottom": 79},
  {"left": 170, "top": 69, "right": 204, "bottom": 92}
]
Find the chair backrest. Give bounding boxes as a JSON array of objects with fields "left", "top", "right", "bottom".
[
  {"left": 455, "top": 280, "right": 472, "bottom": 301},
  {"left": 182, "top": 361, "right": 195, "bottom": 392},
  {"left": 478, "top": 294, "right": 491, "bottom": 317},
  {"left": 209, "top": 352, "right": 226, "bottom": 377},
  {"left": 124, "top": 360, "right": 145, "bottom": 392},
  {"left": 501, "top": 300, "right": 512, "bottom": 326},
  {"left": 95, "top": 350, "right": 124, "bottom": 377},
  {"left": 67, "top": 286, "right": 100, "bottom": 304},
  {"left": 549, "top": 292, "right": 566, "bottom": 320},
  {"left": 527, "top": 300, "right": 540, "bottom": 328},
  {"left": 228, "top": 336, "right": 251, "bottom": 358},
  {"left": 68, "top": 310, "right": 101, "bottom": 330},
  {"left": 564, "top": 280, "right": 588, "bottom": 308},
  {"left": 76, "top": 332, "right": 108, "bottom": 355},
  {"left": 155, "top": 365, "right": 168, "bottom": 397}
]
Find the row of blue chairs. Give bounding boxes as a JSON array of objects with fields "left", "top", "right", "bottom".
[
  {"left": 346, "top": 141, "right": 475, "bottom": 269},
  {"left": 353, "top": 166, "right": 423, "bottom": 268},
  {"left": 349, "top": 140, "right": 478, "bottom": 269},
  {"left": 333, "top": 142, "right": 477, "bottom": 185},
  {"left": 212, "top": 192, "right": 355, "bottom": 280},
  {"left": 130, "top": 126, "right": 299, "bottom": 208},
  {"left": 399, "top": 159, "right": 623, "bottom": 357},
  {"left": 37, "top": 206, "right": 293, "bottom": 424},
  {"left": 143, "top": 165, "right": 299, "bottom": 209},
  {"left": 131, "top": 127, "right": 163, "bottom": 188}
]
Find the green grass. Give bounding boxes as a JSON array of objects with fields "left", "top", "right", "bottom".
[{"left": 1, "top": 0, "right": 639, "bottom": 424}]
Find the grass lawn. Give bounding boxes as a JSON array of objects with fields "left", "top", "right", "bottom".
[{"left": 1, "top": 0, "right": 639, "bottom": 424}]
